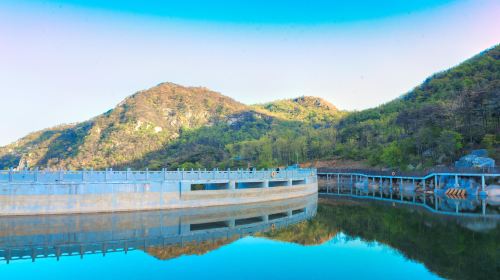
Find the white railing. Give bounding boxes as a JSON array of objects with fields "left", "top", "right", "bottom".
[{"left": 0, "top": 168, "right": 316, "bottom": 184}]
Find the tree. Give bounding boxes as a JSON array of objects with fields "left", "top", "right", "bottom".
[
  {"left": 381, "top": 143, "right": 405, "bottom": 168},
  {"left": 436, "top": 130, "right": 463, "bottom": 163}
]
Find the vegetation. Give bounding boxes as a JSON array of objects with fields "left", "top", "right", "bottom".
[
  {"left": 0, "top": 45, "right": 498, "bottom": 170},
  {"left": 336, "top": 45, "right": 499, "bottom": 169}
]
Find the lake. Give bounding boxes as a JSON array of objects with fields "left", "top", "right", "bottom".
[{"left": 0, "top": 195, "right": 498, "bottom": 280}]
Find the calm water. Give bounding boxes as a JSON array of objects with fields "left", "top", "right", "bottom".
[{"left": 0, "top": 195, "right": 498, "bottom": 280}]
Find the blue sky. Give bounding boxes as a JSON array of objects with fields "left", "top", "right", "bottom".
[
  {"left": 7, "top": 0, "right": 457, "bottom": 24},
  {"left": 0, "top": 0, "right": 499, "bottom": 145}
]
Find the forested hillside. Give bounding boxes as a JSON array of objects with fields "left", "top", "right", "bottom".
[
  {"left": 0, "top": 85, "right": 343, "bottom": 170},
  {"left": 119, "top": 96, "right": 343, "bottom": 169},
  {"left": 335, "top": 45, "right": 499, "bottom": 169},
  {"left": 0, "top": 45, "right": 498, "bottom": 170},
  {"left": 0, "top": 83, "right": 248, "bottom": 169}
]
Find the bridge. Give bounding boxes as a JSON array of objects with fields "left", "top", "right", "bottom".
[{"left": 318, "top": 170, "right": 500, "bottom": 217}]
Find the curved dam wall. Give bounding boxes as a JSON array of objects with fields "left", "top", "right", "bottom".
[{"left": 0, "top": 169, "right": 317, "bottom": 216}]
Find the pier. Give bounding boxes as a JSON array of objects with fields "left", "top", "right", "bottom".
[
  {"left": 0, "top": 168, "right": 317, "bottom": 215},
  {"left": 318, "top": 170, "right": 500, "bottom": 217}
]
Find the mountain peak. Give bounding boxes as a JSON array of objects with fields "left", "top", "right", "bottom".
[
  {"left": 253, "top": 96, "right": 343, "bottom": 123},
  {"left": 291, "top": 96, "right": 339, "bottom": 111},
  {"left": 0, "top": 82, "right": 248, "bottom": 169}
]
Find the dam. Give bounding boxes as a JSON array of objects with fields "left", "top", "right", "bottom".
[{"left": 0, "top": 168, "right": 317, "bottom": 215}]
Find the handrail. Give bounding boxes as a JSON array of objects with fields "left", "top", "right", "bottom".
[
  {"left": 318, "top": 171, "right": 499, "bottom": 180},
  {"left": 318, "top": 167, "right": 499, "bottom": 177},
  {"left": 0, "top": 168, "right": 317, "bottom": 184}
]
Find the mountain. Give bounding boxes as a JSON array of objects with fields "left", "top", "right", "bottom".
[
  {"left": 0, "top": 83, "right": 342, "bottom": 170},
  {"left": 335, "top": 44, "right": 499, "bottom": 168},
  {"left": 121, "top": 94, "right": 343, "bottom": 169},
  {"left": 253, "top": 96, "right": 345, "bottom": 125},
  {"left": 0, "top": 45, "right": 498, "bottom": 170},
  {"left": 0, "top": 83, "right": 247, "bottom": 169}
]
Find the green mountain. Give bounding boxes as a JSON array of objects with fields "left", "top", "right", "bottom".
[
  {"left": 0, "top": 45, "right": 498, "bottom": 170},
  {"left": 335, "top": 45, "right": 499, "bottom": 168},
  {"left": 0, "top": 83, "right": 247, "bottom": 169},
  {"left": 253, "top": 96, "right": 346, "bottom": 125},
  {"left": 0, "top": 83, "right": 341, "bottom": 170}
]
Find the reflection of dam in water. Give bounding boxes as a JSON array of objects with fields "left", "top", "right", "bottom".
[{"left": 0, "top": 195, "right": 317, "bottom": 263}]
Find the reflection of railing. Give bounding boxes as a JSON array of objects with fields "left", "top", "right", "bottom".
[
  {"left": 321, "top": 193, "right": 497, "bottom": 218},
  {"left": 0, "top": 168, "right": 316, "bottom": 183},
  {"left": 0, "top": 195, "right": 318, "bottom": 263}
]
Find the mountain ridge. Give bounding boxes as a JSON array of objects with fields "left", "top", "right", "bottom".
[
  {"left": 0, "top": 82, "right": 342, "bottom": 169},
  {"left": 1, "top": 44, "right": 498, "bottom": 170}
]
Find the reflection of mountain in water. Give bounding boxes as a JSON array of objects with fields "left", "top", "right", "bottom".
[
  {"left": 261, "top": 198, "right": 499, "bottom": 280},
  {"left": 0, "top": 195, "right": 317, "bottom": 263},
  {"left": 146, "top": 237, "right": 239, "bottom": 260}
]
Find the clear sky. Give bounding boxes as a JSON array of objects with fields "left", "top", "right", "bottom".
[{"left": 0, "top": 0, "right": 499, "bottom": 145}]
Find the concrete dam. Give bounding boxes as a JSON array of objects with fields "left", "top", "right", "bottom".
[{"left": 0, "top": 168, "right": 318, "bottom": 215}]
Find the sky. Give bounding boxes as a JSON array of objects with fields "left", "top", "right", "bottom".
[{"left": 0, "top": 0, "right": 499, "bottom": 145}]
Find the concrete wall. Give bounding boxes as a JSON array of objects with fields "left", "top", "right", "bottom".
[{"left": 0, "top": 176, "right": 317, "bottom": 216}]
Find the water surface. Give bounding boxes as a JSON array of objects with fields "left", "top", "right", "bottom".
[{"left": 1, "top": 196, "right": 498, "bottom": 280}]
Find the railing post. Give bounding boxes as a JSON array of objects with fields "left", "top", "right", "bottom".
[
  {"left": 337, "top": 174, "right": 340, "bottom": 194},
  {"left": 163, "top": 168, "right": 167, "bottom": 181},
  {"left": 326, "top": 174, "right": 329, "bottom": 193},
  {"left": 9, "top": 167, "right": 13, "bottom": 182},
  {"left": 481, "top": 175, "right": 485, "bottom": 192},
  {"left": 34, "top": 167, "right": 39, "bottom": 182},
  {"left": 145, "top": 168, "right": 149, "bottom": 181},
  {"left": 379, "top": 177, "right": 383, "bottom": 198},
  {"left": 400, "top": 178, "right": 403, "bottom": 200},
  {"left": 82, "top": 168, "right": 85, "bottom": 182},
  {"left": 59, "top": 168, "right": 64, "bottom": 182}
]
